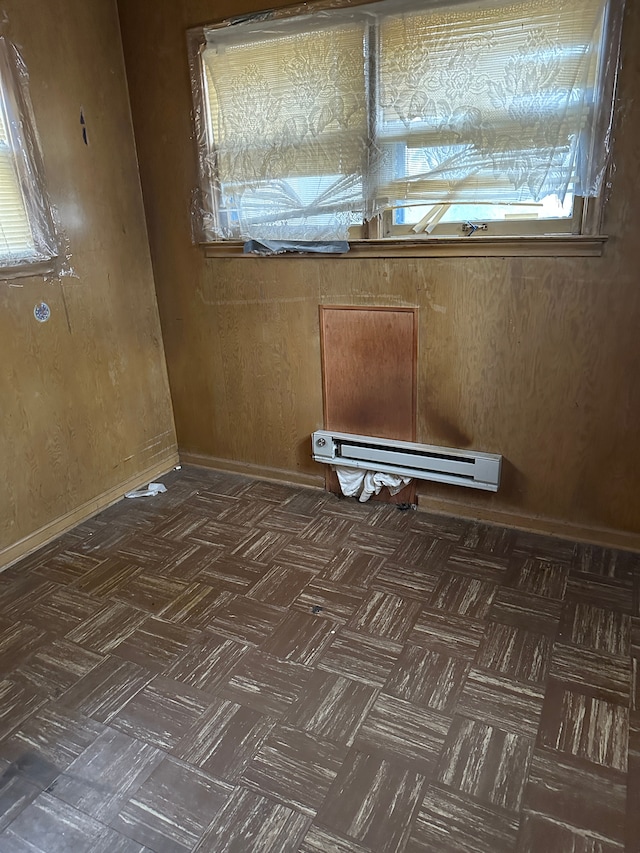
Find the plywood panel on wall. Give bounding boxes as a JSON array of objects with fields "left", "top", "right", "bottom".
[
  {"left": 118, "top": 0, "right": 640, "bottom": 547},
  {"left": 0, "top": 0, "right": 177, "bottom": 565},
  {"left": 320, "top": 306, "right": 417, "bottom": 440}
]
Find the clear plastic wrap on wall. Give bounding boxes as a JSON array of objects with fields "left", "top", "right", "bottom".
[
  {"left": 187, "top": 0, "right": 627, "bottom": 244},
  {"left": 0, "top": 35, "right": 74, "bottom": 280}
]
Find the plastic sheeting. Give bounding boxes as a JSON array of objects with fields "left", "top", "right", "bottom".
[
  {"left": 187, "top": 0, "right": 626, "bottom": 244},
  {"left": 243, "top": 239, "right": 349, "bottom": 255},
  {"left": 0, "top": 35, "right": 73, "bottom": 280}
]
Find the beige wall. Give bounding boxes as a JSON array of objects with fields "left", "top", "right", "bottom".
[
  {"left": 118, "top": 0, "right": 640, "bottom": 548},
  {"left": 0, "top": 0, "right": 177, "bottom": 565}
]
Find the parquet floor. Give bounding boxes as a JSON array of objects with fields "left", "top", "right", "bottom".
[{"left": 0, "top": 465, "right": 638, "bottom": 852}]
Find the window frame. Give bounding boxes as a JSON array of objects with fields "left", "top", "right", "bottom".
[
  {"left": 188, "top": 0, "right": 622, "bottom": 258},
  {"left": 0, "top": 38, "right": 58, "bottom": 278}
]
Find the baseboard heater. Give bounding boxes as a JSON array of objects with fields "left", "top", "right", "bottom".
[{"left": 312, "top": 430, "right": 502, "bottom": 492}]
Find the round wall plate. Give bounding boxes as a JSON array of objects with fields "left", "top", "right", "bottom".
[{"left": 34, "top": 302, "right": 51, "bottom": 323}]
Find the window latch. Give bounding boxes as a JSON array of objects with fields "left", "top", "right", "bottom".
[{"left": 462, "top": 222, "right": 488, "bottom": 236}]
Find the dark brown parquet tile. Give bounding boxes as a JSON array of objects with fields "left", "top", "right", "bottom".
[
  {"left": 348, "top": 591, "right": 422, "bottom": 643},
  {"left": 353, "top": 693, "right": 449, "bottom": 772},
  {"left": 14, "top": 639, "right": 103, "bottom": 699},
  {"left": 0, "top": 759, "right": 41, "bottom": 833},
  {"left": 284, "top": 670, "right": 378, "bottom": 747},
  {"left": 321, "top": 548, "right": 385, "bottom": 588},
  {"left": 194, "top": 554, "right": 265, "bottom": 592},
  {"left": 408, "top": 607, "right": 485, "bottom": 660},
  {"left": 475, "top": 621, "right": 552, "bottom": 684},
  {"left": 0, "top": 679, "right": 46, "bottom": 743},
  {"left": 188, "top": 519, "right": 252, "bottom": 551},
  {"left": 429, "top": 571, "right": 497, "bottom": 618},
  {"left": 456, "top": 670, "right": 545, "bottom": 737},
  {"left": 158, "top": 581, "right": 230, "bottom": 629},
  {"left": 66, "top": 601, "right": 146, "bottom": 654},
  {"left": 173, "top": 696, "right": 275, "bottom": 781},
  {"left": 275, "top": 539, "right": 339, "bottom": 573},
  {"left": 241, "top": 725, "right": 344, "bottom": 815},
  {"left": 297, "top": 824, "right": 372, "bottom": 853},
  {"left": 0, "top": 466, "right": 637, "bottom": 852},
  {"left": 346, "top": 526, "right": 405, "bottom": 557},
  {"left": 522, "top": 747, "right": 626, "bottom": 843},
  {"left": 549, "top": 642, "right": 632, "bottom": 704},
  {"left": 111, "top": 617, "right": 199, "bottom": 673},
  {"left": 317, "top": 629, "right": 403, "bottom": 687},
  {"left": 50, "top": 728, "right": 162, "bottom": 822},
  {"left": 23, "top": 587, "right": 103, "bottom": 636},
  {"left": 112, "top": 756, "right": 232, "bottom": 853},
  {"left": 2, "top": 792, "right": 105, "bottom": 853},
  {"left": 489, "top": 587, "right": 562, "bottom": 636},
  {"left": 460, "top": 522, "right": 517, "bottom": 557},
  {"left": 301, "top": 516, "right": 355, "bottom": 548},
  {"left": 565, "top": 574, "right": 634, "bottom": 614},
  {"left": 385, "top": 645, "right": 469, "bottom": 713},
  {"left": 293, "top": 578, "right": 367, "bottom": 623},
  {"left": 194, "top": 786, "right": 310, "bottom": 852},
  {"left": 111, "top": 677, "right": 210, "bottom": 750},
  {"left": 0, "top": 620, "right": 47, "bottom": 673},
  {"left": 231, "top": 529, "right": 291, "bottom": 564},
  {"left": 261, "top": 610, "right": 337, "bottom": 665},
  {"left": 247, "top": 565, "right": 315, "bottom": 607},
  {"left": 32, "top": 551, "right": 105, "bottom": 586},
  {"left": 165, "top": 631, "right": 248, "bottom": 695},
  {"left": 60, "top": 656, "right": 153, "bottom": 724},
  {"left": 392, "top": 532, "right": 449, "bottom": 569},
  {"left": 73, "top": 558, "right": 138, "bottom": 598},
  {"left": 436, "top": 717, "right": 534, "bottom": 811},
  {"left": 0, "top": 705, "right": 105, "bottom": 787},
  {"left": 221, "top": 650, "right": 311, "bottom": 717},
  {"left": 444, "top": 546, "right": 510, "bottom": 583},
  {"left": 407, "top": 785, "right": 520, "bottom": 853},
  {"left": 538, "top": 680, "right": 629, "bottom": 771},
  {"left": 371, "top": 562, "right": 439, "bottom": 601},
  {"left": 505, "top": 557, "right": 569, "bottom": 600},
  {"left": 517, "top": 812, "right": 623, "bottom": 853},
  {"left": 318, "top": 750, "right": 426, "bottom": 851},
  {"left": 110, "top": 573, "right": 189, "bottom": 615},
  {"left": 209, "top": 595, "right": 286, "bottom": 645}
]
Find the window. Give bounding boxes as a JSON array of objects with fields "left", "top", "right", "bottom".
[
  {"left": 0, "top": 37, "right": 57, "bottom": 275},
  {"left": 189, "top": 0, "right": 622, "bottom": 247}
]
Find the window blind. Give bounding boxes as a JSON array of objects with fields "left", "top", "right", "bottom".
[
  {"left": 0, "top": 83, "right": 35, "bottom": 263},
  {"left": 193, "top": 0, "right": 620, "bottom": 241},
  {"left": 202, "top": 17, "right": 369, "bottom": 240},
  {"left": 376, "top": 0, "right": 608, "bottom": 208}
]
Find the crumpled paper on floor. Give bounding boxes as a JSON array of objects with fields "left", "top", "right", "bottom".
[{"left": 125, "top": 482, "right": 167, "bottom": 499}]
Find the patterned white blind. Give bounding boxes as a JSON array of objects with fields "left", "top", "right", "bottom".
[
  {"left": 0, "top": 84, "right": 35, "bottom": 264},
  {"left": 196, "top": 0, "right": 617, "bottom": 240}
]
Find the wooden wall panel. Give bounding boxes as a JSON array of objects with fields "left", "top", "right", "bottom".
[
  {"left": 320, "top": 306, "right": 417, "bottom": 441},
  {"left": 0, "top": 0, "right": 177, "bottom": 564},
  {"left": 118, "top": 0, "right": 640, "bottom": 547}
]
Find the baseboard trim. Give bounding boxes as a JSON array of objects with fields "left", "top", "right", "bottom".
[
  {"left": 179, "top": 451, "right": 324, "bottom": 490},
  {"left": 417, "top": 494, "right": 640, "bottom": 553},
  {"left": 0, "top": 452, "right": 180, "bottom": 571}
]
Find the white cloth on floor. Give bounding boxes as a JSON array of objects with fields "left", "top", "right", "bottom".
[{"left": 334, "top": 466, "right": 412, "bottom": 502}]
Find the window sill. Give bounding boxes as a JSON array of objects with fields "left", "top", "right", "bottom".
[
  {"left": 0, "top": 258, "right": 57, "bottom": 281},
  {"left": 202, "top": 235, "right": 607, "bottom": 259}
]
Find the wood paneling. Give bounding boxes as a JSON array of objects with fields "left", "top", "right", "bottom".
[
  {"left": 118, "top": 0, "right": 640, "bottom": 547},
  {"left": 0, "top": 0, "right": 176, "bottom": 566},
  {"left": 320, "top": 307, "right": 417, "bottom": 441}
]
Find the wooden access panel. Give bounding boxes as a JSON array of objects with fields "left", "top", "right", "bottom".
[{"left": 320, "top": 306, "right": 418, "bottom": 503}]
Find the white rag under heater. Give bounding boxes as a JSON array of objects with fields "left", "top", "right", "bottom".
[{"left": 312, "top": 430, "right": 502, "bottom": 492}]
